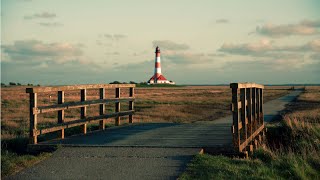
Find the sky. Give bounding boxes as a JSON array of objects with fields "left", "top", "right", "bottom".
[{"left": 1, "top": 0, "right": 320, "bottom": 85}]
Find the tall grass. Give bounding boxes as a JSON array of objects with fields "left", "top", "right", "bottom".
[
  {"left": 180, "top": 88, "right": 320, "bottom": 179},
  {"left": 180, "top": 116, "right": 320, "bottom": 180}
]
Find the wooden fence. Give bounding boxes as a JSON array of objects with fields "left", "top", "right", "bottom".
[
  {"left": 230, "top": 83, "right": 265, "bottom": 156},
  {"left": 26, "top": 84, "right": 135, "bottom": 144}
]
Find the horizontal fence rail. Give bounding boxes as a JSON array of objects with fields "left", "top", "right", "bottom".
[
  {"left": 26, "top": 84, "right": 136, "bottom": 144},
  {"left": 230, "top": 82, "right": 265, "bottom": 156}
]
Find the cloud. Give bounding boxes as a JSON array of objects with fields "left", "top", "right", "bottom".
[
  {"left": 24, "top": 12, "right": 56, "bottom": 20},
  {"left": 218, "top": 39, "right": 320, "bottom": 70},
  {"left": 113, "top": 34, "right": 127, "bottom": 40},
  {"left": 152, "top": 40, "right": 190, "bottom": 51},
  {"left": 256, "top": 19, "right": 320, "bottom": 37},
  {"left": 219, "top": 39, "right": 273, "bottom": 55},
  {"left": 38, "top": 22, "right": 63, "bottom": 27},
  {"left": 97, "top": 34, "right": 127, "bottom": 46},
  {"left": 310, "top": 53, "right": 320, "bottom": 60},
  {"left": 216, "top": 19, "right": 229, "bottom": 24},
  {"left": 105, "top": 52, "right": 120, "bottom": 56},
  {"left": 219, "top": 39, "right": 320, "bottom": 57},
  {"left": 2, "top": 40, "right": 84, "bottom": 64},
  {"left": 207, "top": 53, "right": 227, "bottom": 57},
  {"left": 164, "top": 52, "right": 213, "bottom": 65},
  {"left": 103, "top": 34, "right": 127, "bottom": 40},
  {"left": 115, "top": 60, "right": 152, "bottom": 71}
]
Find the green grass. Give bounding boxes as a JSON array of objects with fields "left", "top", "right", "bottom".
[
  {"left": 180, "top": 151, "right": 319, "bottom": 180},
  {"left": 1, "top": 137, "right": 52, "bottom": 177},
  {"left": 180, "top": 118, "right": 320, "bottom": 180},
  {"left": 1, "top": 151, "right": 51, "bottom": 177}
]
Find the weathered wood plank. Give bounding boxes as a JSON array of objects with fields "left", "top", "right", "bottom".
[
  {"left": 57, "top": 91, "right": 65, "bottom": 139},
  {"left": 115, "top": 88, "right": 121, "bottom": 126},
  {"left": 231, "top": 88, "right": 240, "bottom": 151},
  {"left": 230, "top": 83, "right": 264, "bottom": 89},
  {"left": 260, "top": 88, "right": 264, "bottom": 124},
  {"left": 80, "top": 89, "right": 87, "bottom": 134},
  {"left": 99, "top": 88, "right": 105, "bottom": 130},
  {"left": 246, "top": 88, "right": 253, "bottom": 149},
  {"left": 26, "top": 84, "right": 136, "bottom": 93},
  {"left": 252, "top": 88, "right": 256, "bottom": 131},
  {"left": 256, "top": 88, "right": 260, "bottom": 127},
  {"left": 129, "top": 87, "right": 134, "bottom": 123},
  {"left": 29, "top": 93, "right": 38, "bottom": 144},
  {"left": 34, "top": 97, "right": 135, "bottom": 114},
  {"left": 35, "top": 111, "right": 134, "bottom": 135},
  {"left": 239, "top": 124, "right": 265, "bottom": 152},
  {"left": 240, "top": 88, "right": 247, "bottom": 145}
]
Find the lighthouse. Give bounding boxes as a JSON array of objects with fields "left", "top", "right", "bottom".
[{"left": 148, "top": 46, "right": 175, "bottom": 84}]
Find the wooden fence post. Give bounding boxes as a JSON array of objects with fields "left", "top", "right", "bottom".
[
  {"left": 246, "top": 88, "right": 253, "bottom": 153},
  {"left": 29, "top": 93, "right": 38, "bottom": 144},
  {"left": 129, "top": 87, "right": 134, "bottom": 123},
  {"left": 231, "top": 87, "right": 241, "bottom": 151},
  {"left": 81, "top": 89, "right": 87, "bottom": 134},
  {"left": 58, "top": 91, "right": 65, "bottom": 139},
  {"left": 240, "top": 88, "right": 247, "bottom": 145},
  {"left": 256, "top": 88, "right": 260, "bottom": 127},
  {"left": 260, "top": 88, "right": 264, "bottom": 125},
  {"left": 99, "top": 88, "right": 105, "bottom": 130},
  {"left": 252, "top": 88, "right": 256, "bottom": 131},
  {"left": 115, "top": 88, "right": 120, "bottom": 126}
]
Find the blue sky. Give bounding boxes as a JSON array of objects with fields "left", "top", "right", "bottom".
[{"left": 1, "top": 0, "right": 320, "bottom": 85}]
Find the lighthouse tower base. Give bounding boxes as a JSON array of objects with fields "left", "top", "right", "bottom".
[{"left": 148, "top": 74, "right": 175, "bottom": 84}]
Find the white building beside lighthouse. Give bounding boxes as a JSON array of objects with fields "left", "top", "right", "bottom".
[{"left": 148, "top": 46, "right": 175, "bottom": 84}]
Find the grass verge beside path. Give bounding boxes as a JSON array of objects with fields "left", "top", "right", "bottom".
[
  {"left": 1, "top": 137, "right": 52, "bottom": 177},
  {"left": 180, "top": 88, "right": 320, "bottom": 179}
]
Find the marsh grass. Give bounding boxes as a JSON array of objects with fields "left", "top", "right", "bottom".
[{"left": 1, "top": 137, "right": 52, "bottom": 177}]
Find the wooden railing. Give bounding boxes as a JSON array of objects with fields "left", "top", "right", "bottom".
[
  {"left": 26, "top": 84, "right": 135, "bottom": 144},
  {"left": 230, "top": 83, "right": 265, "bottom": 156}
]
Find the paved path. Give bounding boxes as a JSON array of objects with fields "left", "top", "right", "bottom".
[
  {"left": 264, "top": 90, "right": 302, "bottom": 122},
  {"left": 7, "top": 90, "right": 302, "bottom": 180}
]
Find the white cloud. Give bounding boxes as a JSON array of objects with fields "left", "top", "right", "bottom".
[
  {"left": 2, "top": 40, "right": 84, "bottom": 64},
  {"left": 216, "top": 19, "right": 229, "bottom": 24},
  {"left": 219, "top": 39, "right": 320, "bottom": 56},
  {"left": 38, "top": 22, "right": 63, "bottom": 27},
  {"left": 256, "top": 19, "right": 320, "bottom": 37},
  {"left": 152, "top": 40, "right": 189, "bottom": 51},
  {"left": 24, "top": 12, "right": 56, "bottom": 19}
]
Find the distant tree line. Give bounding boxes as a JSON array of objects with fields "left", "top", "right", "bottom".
[
  {"left": 1, "top": 82, "right": 40, "bottom": 87},
  {"left": 109, "top": 81, "right": 147, "bottom": 85}
]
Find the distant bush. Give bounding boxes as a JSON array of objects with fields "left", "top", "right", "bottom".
[
  {"left": 109, "top": 81, "right": 121, "bottom": 84},
  {"left": 9, "top": 82, "right": 16, "bottom": 86}
]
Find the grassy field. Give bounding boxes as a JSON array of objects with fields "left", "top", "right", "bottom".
[
  {"left": 180, "top": 86, "right": 320, "bottom": 179},
  {"left": 1, "top": 85, "right": 291, "bottom": 177}
]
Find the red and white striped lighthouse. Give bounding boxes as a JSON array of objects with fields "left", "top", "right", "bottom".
[
  {"left": 154, "top": 46, "right": 162, "bottom": 83},
  {"left": 148, "top": 46, "right": 175, "bottom": 84}
]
